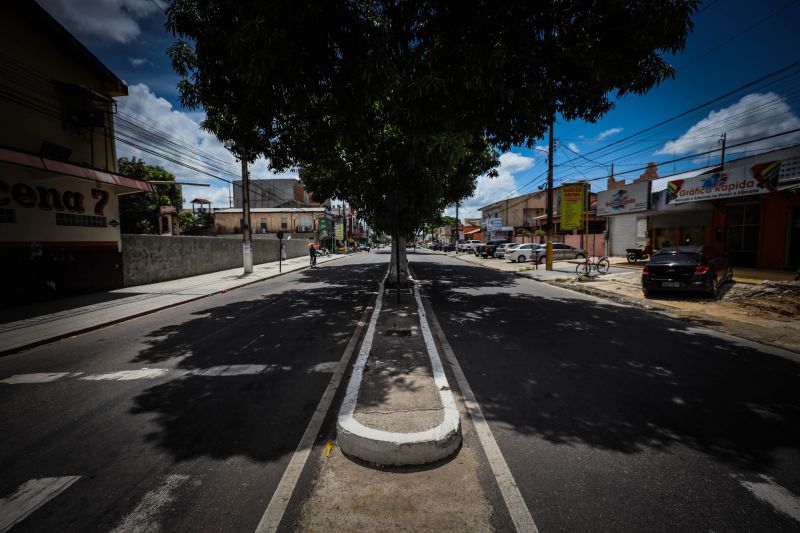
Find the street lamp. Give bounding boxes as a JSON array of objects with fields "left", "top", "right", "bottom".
[{"left": 224, "top": 141, "right": 253, "bottom": 274}]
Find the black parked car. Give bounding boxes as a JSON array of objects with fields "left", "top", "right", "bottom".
[
  {"left": 642, "top": 246, "right": 733, "bottom": 298},
  {"left": 478, "top": 239, "right": 510, "bottom": 258}
]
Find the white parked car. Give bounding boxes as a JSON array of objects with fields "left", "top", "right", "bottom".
[
  {"left": 495, "top": 243, "right": 520, "bottom": 259},
  {"left": 507, "top": 243, "right": 545, "bottom": 263},
  {"left": 457, "top": 239, "right": 483, "bottom": 252}
]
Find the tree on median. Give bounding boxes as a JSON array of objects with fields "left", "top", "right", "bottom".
[{"left": 166, "top": 0, "right": 697, "bottom": 273}]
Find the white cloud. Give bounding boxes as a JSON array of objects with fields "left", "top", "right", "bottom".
[
  {"left": 444, "top": 151, "right": 535, "bottom": 219},
  {"left": 39, "top": 0, "right": 160, "bottom": 43},
  {"left": 656, "top": 92, "right": 800, "bottom": 156},
  {"left": 567, "top": 142, "right": 580, "bottom": 154},
  {"left": 534, "top": 145, "right": 548, "bottom": 153},
  {"left": 115, "top": 83, "right": 298, "bottom": 208},
  {"left": 128, "top": 57, "right": 149, "bottom": 68},
  {"left": 596, "top": 127, "right": 623, "bottom": 140}
]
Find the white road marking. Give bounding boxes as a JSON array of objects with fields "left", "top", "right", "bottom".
[
  {"left": 80, "top": 368, "right": 171, "bottom": 381},
  {"left": 307, "top": 362, "right": 339, "bottom": 373},
  {"left": 0, "top": 373, "right": 72, "bottom": 384},
  {"left": 740, "top": 475, "right": 800, "bottom": 522},
  {"left": 0, "top": 476, "right": 81, "bottom": 532},
  {"left": 335, "top": 275, "right": 461, "bottom": 465},
  {"left": 421, "top": 286, "right": 539, "bottom": 533},
  {"left": 187, "top": 364, "right": 275, "bottom": 377},
  {"left": 111, "top": 474, "right": 191, "bottom": 533},
  {"left": 3, "top": 365, "right": 290, "bottom": 385},
  {"left": 255, "top": 297, "right": 376, "bottom": 532}
]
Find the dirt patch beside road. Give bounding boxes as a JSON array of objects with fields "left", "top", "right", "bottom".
[{"left": 555, "top": 272, "right": 800, "bottom": 354}]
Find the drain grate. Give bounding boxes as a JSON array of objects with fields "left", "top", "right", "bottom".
[{"left": 384, "top": 329, "right": 413, "bottom": 337}]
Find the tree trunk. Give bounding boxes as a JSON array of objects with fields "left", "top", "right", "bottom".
[{"left": 388, "top": 232, "right": 409, "bottom": 287}]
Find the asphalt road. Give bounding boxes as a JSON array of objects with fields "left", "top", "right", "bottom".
[
  {"left": 0, "top": 253, "right": 387, "bottom": 532},
  {"left": 2, "top": 249, "right": 799, "bottom": 532},
  {"left": 411, "top": 251, "right": 800, "bottom": 533}
]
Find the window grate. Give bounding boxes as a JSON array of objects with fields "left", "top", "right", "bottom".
[
  {"left": 0, "top": 208, "right": 16, "bottom": 223},
  {"left": 55, "top": 213, "right": 107, "bottom": 227}
]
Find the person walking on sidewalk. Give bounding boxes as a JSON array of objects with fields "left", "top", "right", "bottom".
[{"left": 309, "top": 244, "right": 317, "bottom": 268}]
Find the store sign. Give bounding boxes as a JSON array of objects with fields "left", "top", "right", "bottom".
[
  {"left": 0, "top": 180, "right": 109, "bottom": 215},
  {"left": 560, "top": 183, "right": 585, "bottom": 230},
  {"left": 335, "top": 223, "right": 344, "bottom": 240},
  {"left": 597, "top": 181, "right": 649, "bottom": 215},
  {"left": 491, "top": 218, "right": 502, "bottom": 230},
  {"left": 666, "top": 161, "right": 781, "bottom": 205},
  {"left": 319, "top": 218, "right": 329, "bottom": 232}
]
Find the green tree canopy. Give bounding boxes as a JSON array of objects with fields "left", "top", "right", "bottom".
[
  {"left": 118, "top": 158, "right": 182, "bottom": 234},
  {"left": 166, "top": 0, "right": 697, "bottom": 235}
]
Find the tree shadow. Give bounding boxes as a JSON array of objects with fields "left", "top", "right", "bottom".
[
  {"left": 410, "top": 256, "right": 800, "bottom": 472},
  {"left": 127, "top": 261, "right": 387, "bottom": 463}
]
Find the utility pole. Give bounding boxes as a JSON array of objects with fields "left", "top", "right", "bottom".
[
  {"left": 719, "top": 132, "right": 727, "bottom": 170},
  {"left": 241, "top": 158, "right": 253, "bottom": 274},
  {"left": 546, "top": 116, "right": 555, "bottom": 271},
  {"left": 455, "top": 201, "right": 459, "bottom": 254}
]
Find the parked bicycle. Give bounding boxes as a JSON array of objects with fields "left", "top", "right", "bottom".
[{"left": 575, "top": 255, "right": 610, "bottom": 277}]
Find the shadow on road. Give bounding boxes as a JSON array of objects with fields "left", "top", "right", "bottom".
[
  {"left": 411, "top": 256, "right": 800, "bottom": 473},
  {"left": 126, "top": 259, "right": 386, "bottom": 463}
]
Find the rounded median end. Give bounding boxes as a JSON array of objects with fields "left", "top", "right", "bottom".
[{"left": 336, "top": 410, "right": 462, "bottom": 467}]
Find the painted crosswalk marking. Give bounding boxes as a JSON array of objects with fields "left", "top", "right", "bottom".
[
  {"left": 0, "top": 476, "right": 80, "bottom": 532},
  {"left": 80, "top": 368, "right": 170, "bottom": 381},
  {"left": 0, "top": 373, "right": 74, "bottom": 384},
  {"left": 111, "top": 474, "right": 191, "bottom": 533},
  {"left": 307, "top": 362, "right": 339, "bottom": 373},
  {"left": 740, "top": 475, "right": 800, "bottom": 523},
  {"left": 1, "top": 364, "right": 296, "bottom": 385}
]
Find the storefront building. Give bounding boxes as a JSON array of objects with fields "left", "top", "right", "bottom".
[
  {"left": 0, "top": 3, "right": 152, "bottom": 304},
  {"left": 599, "top": 146, "right": 800, "bottom": 269}
]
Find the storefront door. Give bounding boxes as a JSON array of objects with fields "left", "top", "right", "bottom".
[{"left": 726, "top": 203, "right": 760, "bottom": 267}]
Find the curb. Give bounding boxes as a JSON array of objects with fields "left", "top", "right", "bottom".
[
  {"left": 0, "top": 254, "right": 346, "bottom": 357},
  {"left": 336, "top": 271, "right": 462, "bottom": 466}
]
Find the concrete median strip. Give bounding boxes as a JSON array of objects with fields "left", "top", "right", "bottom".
[{"left": 336, "top": 271, "right": 462, "bottom": 466}]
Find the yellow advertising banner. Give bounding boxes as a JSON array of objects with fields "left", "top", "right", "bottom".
[
  {"left": 335, "top": 223, "right": 344, "bottom": 240},
  {"left": 561, "top": 183, "right": 585, "bottom": 230}
]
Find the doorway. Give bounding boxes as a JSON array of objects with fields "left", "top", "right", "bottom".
[{"left": 726, "top": 203, "right": 760, "bottom": 267}]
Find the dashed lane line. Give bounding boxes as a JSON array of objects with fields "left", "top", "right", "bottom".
[{"left": 0, "top": 476, "right": 81, "bottom": 533}]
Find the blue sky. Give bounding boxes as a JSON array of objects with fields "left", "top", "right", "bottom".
[{"left": 39, "top": 0, "right": 800, "bottom": 218}]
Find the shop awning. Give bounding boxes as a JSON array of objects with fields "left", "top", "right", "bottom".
[{"left": 0, "top": 146, "right": 154, "bottom": 193}]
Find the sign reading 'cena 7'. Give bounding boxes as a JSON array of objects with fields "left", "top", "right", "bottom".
[{"left": 0, "top": 181, "right": 109, "bottom": 215}]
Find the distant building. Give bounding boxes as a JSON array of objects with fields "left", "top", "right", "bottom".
[
  {"left": 214, "top": 207, "right": 330, "bottom": 237},
  {"left": 478, "top": 187, "right": 603, "bottom": 241},
  {"left": 232, "top": 178, "right": 329, "bottom": 208},
  {"left": 0, "top": 1, "right": 151, "bottom": 303}
]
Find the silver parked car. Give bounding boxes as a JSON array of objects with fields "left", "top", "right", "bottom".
[{"left": 527, "top": 243, "right": 587, "bottom": 263}]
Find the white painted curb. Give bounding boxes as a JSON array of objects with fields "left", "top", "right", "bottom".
[{"left": 336, "top": 272, "right": 462, "bottom": 466}]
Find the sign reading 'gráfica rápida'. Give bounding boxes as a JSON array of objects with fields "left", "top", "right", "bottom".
[{"left": 666, "top": 161, "right": 781, "bottom": 205}]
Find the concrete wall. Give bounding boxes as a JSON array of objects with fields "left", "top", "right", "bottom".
[{"left": 122, "top": 234, "right": 312, "bottom": 287}]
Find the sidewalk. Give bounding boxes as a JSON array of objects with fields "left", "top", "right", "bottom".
[
  {"left": 0, "top": 254, "right": 344, "bottom": 356},
  {"left": 336, "top": 271, "right": 460, "bottom": 465},
  {"left": 448, "top": 251, "right": 800, "bottom": 354}
]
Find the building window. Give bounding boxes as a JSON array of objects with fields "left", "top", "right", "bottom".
[
  {"left": 0, "top": 208, "right": 16, "bottom": 223},
  {"left": 55, "top": 213, "right": 107, "bottom": 227},
  {"left": 281, "top": 217, "right": 288, "bottom": 229}
]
